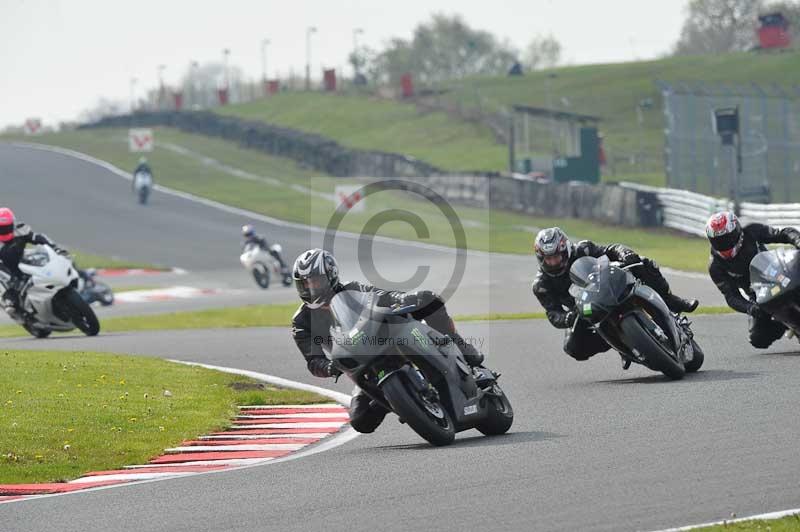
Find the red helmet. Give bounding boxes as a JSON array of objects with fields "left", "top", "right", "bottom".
[
  {"left": 0, "top": 208, "right": 14, "bottom": 243},
  {"left": 706, "top": 211, "right": 742, "bottom": 260}
]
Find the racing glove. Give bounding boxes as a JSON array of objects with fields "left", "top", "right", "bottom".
[{"left": 307, "top": 357, "right": 342, "bottom": 378}]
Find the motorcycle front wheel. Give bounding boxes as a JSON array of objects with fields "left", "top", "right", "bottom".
[
  {"left": 58, "top": 288, "right": 100, "bottom": 336},
  {"left": 381, "top": 371, "right": 455, "bottom": 446},
  {"left": 620, "top": 313, "right": 685, "bottom": 380}
]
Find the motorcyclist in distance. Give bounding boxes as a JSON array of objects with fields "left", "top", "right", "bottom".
[
  {"left": 132, "top": 156, "right": 153, "bottom": 192},
  {"left": 241, "top": 224, "right": 288, "bottom": 274}
]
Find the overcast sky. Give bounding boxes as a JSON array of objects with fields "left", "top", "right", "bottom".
[{"left": 0, "top": 0, "right": 689, "bottom": 128}]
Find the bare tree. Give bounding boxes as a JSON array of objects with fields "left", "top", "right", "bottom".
[
  {"left": 674, "top": 0, "right": 764, "bottom": 54},
  {"left": 524, "top": 35, "right": 562, "bottom": 71}
]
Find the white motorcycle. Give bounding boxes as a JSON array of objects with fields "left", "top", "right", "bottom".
[
  {"left": 133, "top": 170, "right": 152, "bottom": 205},
  {"left": 0, "top": 245, "right": 100, "bottom": 338},
  {"left": 240, "top": 243, "right": 291, "bottom": 289}
]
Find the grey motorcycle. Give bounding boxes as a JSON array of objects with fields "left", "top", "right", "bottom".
[{"left": 328, "top": 290, "right": 513, "bottom": 446}]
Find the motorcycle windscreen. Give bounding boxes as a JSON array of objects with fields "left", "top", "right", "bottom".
[
  {"left": 21, "top": 249, "right": 50, "bottom": 267},
  {"left": 328, "top": 290, "right": 387, "bottom": 350},
  {"left": 569, "top": 256, "right": 600, "bottom": 289},
  {"left": 750, "top": 248, "right": 800, "bottom": 304}
]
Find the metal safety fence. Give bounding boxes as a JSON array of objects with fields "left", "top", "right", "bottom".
[{"left": 660, "top": 81, "right": 800, "bottom": 203}]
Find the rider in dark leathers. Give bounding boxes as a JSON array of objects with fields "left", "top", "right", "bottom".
[
  {"left": 132, "top": 157, "right": 153, "bottom": 192},
  {"left": 290, "top": 248, "right": 483, "bottom": 434},
  {"left": 532, "top": 227, "right": 698, "bottom": 362},
  {"left": 0, "top": 208, "right": 64, "bottom": 314},
  {"left": 242, "top": 224, "right": 287, "bottom": 273},
  {"left": 706, "top": 211, "right": 800, "bottom": 348}
]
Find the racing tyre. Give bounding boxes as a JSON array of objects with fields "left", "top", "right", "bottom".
[
  {"left": 62, "top": 288, "right": 100, "bottom": 336},
  {"left": 253, "top": 263, "right": 271, "bottom": 289},
  {"left": 475, "top": 383, "right": 514, "bottom": 436},
  {"left": 381, "top": 371, "right": 455, "bottom": 446},
  {"left": 620, "top": 313, "right": 685, "bottom": 380},
  {"left": 684, "top": 338, "right": 704, "bottom": 373}
]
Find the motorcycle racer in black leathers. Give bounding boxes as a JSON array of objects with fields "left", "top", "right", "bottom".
[
  {"left": 290, "top": 248, "right": 483, "bottom": 434},
  {"left": 706, "top": 211, "right": 800, "bottom": 348},
  {"left": 532, "top": 227, "right": 698, "bottom": 361}
]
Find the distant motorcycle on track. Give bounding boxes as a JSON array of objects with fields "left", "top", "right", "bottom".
[
  {"left": 240, "top": 242, "right": 291, "bottom": 289},
  {"left": 132, "top": 170, "right": 152, "bottom": 205},
  {"left": 328, "top": 290, "right": 513, "bottom": 446},
  {"left": 0, "top": 244, "right": 100, "bottom": 338},
  {"left": 78, "top": 268, "right": 114, "bottom": 306},
  {"left": 568, "top": 255, "right": 703, "bottom": 380}
]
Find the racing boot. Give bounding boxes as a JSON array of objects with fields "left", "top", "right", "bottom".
[
  {"left": 662, "top": 293, "right": 699, "bottom": 314},
  {"left": 2, "top": 278, "right": 24, "bottom": 320}
]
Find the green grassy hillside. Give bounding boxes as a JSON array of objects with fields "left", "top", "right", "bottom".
[{"left": 217, "top": 51, "right": 800, "bottom": 185}]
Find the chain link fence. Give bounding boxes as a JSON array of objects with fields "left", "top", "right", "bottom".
[{"left": 660, "top": 81, "right": 800, "bottom": 203}]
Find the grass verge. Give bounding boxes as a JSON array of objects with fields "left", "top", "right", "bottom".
[
  {"left": 2, "top": 128, "right": 712, "bottom": 272},
  {"left": 217, "top": 52, "right": 800, "bottom": 184},
  {"left": 0, "top": 350, "right": 327, "bottom": 484},
  {"left": 0, "top": 304, "right": 735, "bottom": 339},
  {"left": 692, "top": 514, "right": 800, "bottom": 531}
]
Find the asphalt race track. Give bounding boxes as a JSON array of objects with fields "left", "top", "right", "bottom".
[
  {"left": 2, "top": 316, "right": 800, "bottom": 532},
  {"left": 3, "top": 142, "right": 797, "bottom": 532}
]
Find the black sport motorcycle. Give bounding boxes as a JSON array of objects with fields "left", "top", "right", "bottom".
[
  {"left": 750, "top": 248, "right": 800, "bottom": 333},
  {"left": 568, "top": 256, "right": 704, "bottom": 380},
  {"left": 328, "top": 290, "right": 513, "bottom": 446}
]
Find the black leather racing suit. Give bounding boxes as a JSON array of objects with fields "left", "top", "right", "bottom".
[
  {"left": 709, "top": 223, "right": 800, "bottom": 348},
  {"left": 291, "top": 282, "right": 467, "bottom": 434},
  {"left": 0, "top": 223, "right": 58, "bottom": 309},
  {"left": 532, "top": 240, "right": 679, "bottom": 361},
  {"left": 243, "top": 234, "right": 286, "bottom": 269}
]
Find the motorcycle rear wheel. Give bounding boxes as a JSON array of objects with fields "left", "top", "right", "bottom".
[
  {"left": 620, "top": 313, "right": 685, "bottom": 380},
  {"left": 252, "top": 263, "right": 271, "bottom": 289},
  {"left": 381, "top": 371, "right": 455, "bottom": 446}
]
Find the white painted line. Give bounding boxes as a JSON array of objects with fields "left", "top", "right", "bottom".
[
  {"left": 652, "top": 508, "right": 800, "bottom": 531},
  {"left": 165, "top": 444, "right": 307, "bottom": 452},
  {"left": 115, "top": 286, "right": 224, "bottom": 304},
  {"left": 236, "top": 412, "right": 350, "bottom": 419},
  {"left": 70, "top": 472, "right": 197, "bottom": 483},
  {"left": 173, "top": 361, "right": 353, "bottom": 405},
  {"left": 230, "top": 422, "right": 345, "bottom": 429},
  {"left": 239, "top": 404, "right": 343, "bottom": 409}
]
